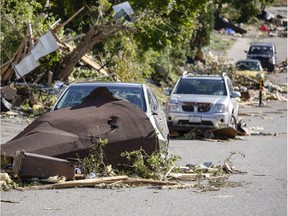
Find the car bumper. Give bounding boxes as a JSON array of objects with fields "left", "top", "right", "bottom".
[{"left": 166, "top": 112, "right": 231, "bottom": 131}]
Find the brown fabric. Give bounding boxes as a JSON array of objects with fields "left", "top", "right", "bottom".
[{"left": 1, "top": 87, "right": 158, "bottom": 167}]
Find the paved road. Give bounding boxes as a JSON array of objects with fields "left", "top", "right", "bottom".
[{"left": 1, "top": 101, "right": 287, "bottom": 216}]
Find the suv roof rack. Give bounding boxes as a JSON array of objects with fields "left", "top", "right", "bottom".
[{"left": 181, "top": 71, "right": 227, "bottom": 78}]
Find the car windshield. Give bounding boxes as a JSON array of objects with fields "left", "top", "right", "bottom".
[
  {"left": 174, "top": 78, "right": 227, "bottom": 96},
  {"left": 236, "top": 61, "right": 261, "bottom": 71},
  {"left": 54, "top": 84, "right": 146, "bottom": 112},
  {"left": 248, "top": 46, "right": 273, "bottom": 55}
]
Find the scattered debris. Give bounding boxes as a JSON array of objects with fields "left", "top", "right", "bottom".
[
  {"left": 11, "top": 150, "right": 75, "bottom": 180},
  {"left": 204, "top": 127, "right": 241, "bottom": 140},
  {"left": 214, "top": 13, "right": 247, "bottom": 35},
  {"left": 0, "top": 7, "right": 110, "bottom": 83}
]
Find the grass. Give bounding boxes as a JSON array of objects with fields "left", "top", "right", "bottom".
[
  {"left": 210, "top": 32, "right": 236, "bottom": 52},
  {"left": 273, "top": 0, "right": 287, "bottom": 6}
]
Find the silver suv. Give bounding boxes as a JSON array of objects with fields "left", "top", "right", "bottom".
[{"left": 164, "top": 73, "right": 241, "bottom": 133}]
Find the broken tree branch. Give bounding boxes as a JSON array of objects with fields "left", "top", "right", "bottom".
[
  {"left": 53, "top": 6, "right": 86, "bottom": 32},
  {"left": 57, "top": 22, "right": 136, "bottom": 80}
]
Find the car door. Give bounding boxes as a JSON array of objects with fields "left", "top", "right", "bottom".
[{"left": 226, "top": 78, "right": 239, "bottom": 118}]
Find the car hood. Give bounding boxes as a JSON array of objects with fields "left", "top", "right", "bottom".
[
  {"left": 236, "top": 70, "right": 265, "bottom": 79},
  {"left": 170, "top": 94, "right": 228, "bottom": 105}
]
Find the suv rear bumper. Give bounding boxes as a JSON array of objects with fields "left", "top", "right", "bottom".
[{"left": 166, "top": 112, "right": 231, "bottom": 131}]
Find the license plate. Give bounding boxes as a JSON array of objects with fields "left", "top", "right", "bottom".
[{"left": 189, "top": 116, "right": 202, "bottom": 123}]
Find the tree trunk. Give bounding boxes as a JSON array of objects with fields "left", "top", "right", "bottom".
[{"left": 56, "top": 23, "right": 134, "bottom": 81}]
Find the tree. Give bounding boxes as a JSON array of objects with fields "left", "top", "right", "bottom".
[
  {"left": 1, "top": 0, "right": 211, "bottom": 83},
  {"left": 190, "top": 3, "right": 215, "bottom": 55},
  {"left": 213, "top": 0, "right": 275, "bottom": 23},
  {"left": 56, "top": 22, "right": 136, "bottom": 80}
]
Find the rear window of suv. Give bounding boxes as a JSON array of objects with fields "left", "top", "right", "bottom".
[
  {"left": 248, "top": 46, "right": 273, "bottom": 55},
  {"left": 174, "top": 78, "right": 227, "bottom": 96}
]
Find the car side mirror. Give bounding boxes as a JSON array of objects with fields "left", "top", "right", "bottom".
[
  {"left": 231, "top": 91, "right": 241, "bottom": 98},
  {"left": 244, "top": 51, "right": 248, "bottom": 53},
  {"left": 152, "top": 111, "right": 158, "bottom": 115},
  {"left": 164, "top": 87, "right": 171, "bottom": 95}
]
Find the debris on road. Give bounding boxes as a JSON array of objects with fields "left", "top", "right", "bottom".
[
  {"left": 204, "top": 127, "right": 241, "bottom": 140},
  {"left": 11, "top": 150, "right": 75, "bottom": 180}
]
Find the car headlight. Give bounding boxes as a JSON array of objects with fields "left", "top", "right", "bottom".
[
  {"left": 213, "top": 104, "right": 228, "bottom": 113},
  {"left": 269, "top": 57, "right": 275, "bottom": 64},
  {"left": 167, "top": 101, "right": 181, "bottom": 112}
]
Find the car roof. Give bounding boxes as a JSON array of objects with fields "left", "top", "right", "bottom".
[
  {"left": 68, "top": 81, "right": 143, "bottom": 88},
  {"left": 181, "top": 73, "right": 225, "bottom": 80},
  {"left": 236, "top": 59, "right": 261, "bottom": 63},
  {"left": 250, "top": 42, "right": 274, "bottom": 47}
]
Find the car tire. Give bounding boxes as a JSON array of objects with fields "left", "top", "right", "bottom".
[{"left": 229, "top": 115, "right": 237, "bottom": 129}]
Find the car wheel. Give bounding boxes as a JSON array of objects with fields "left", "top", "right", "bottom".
[{"left": 229, "top": 115, "right": 237, "bottom": 129}]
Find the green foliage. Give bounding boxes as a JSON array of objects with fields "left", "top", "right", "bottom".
[
  {"left": 103, "top": 32, "right": 143, "bottom": 82},
  {"left": 181, "top": 130, "right": 198, "bottom": 140},
  {"left": 214, "top": 0, "right": 275, "bottom": 23},
  {"left": 79, "top": 137, "right": 109, "bottom": 175},
  {"left": 120, "top": 148, "right": 181, "bottom": 180},
  {"left": 191, "top": 2, "right": 215, "bottom": 49},
  {"left": 1, "top": 0, "right": 56, "bottom": 64}
]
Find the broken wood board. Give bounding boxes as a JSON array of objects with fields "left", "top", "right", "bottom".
[
  {"left": 62, "top": 42, "right": 108, "bottom": 76},
  {"left": 122, "top": 178, "right": 179, "bottom": 186},
  {"left": 204, "top": 127, "right": 241, "bottom": 139},
  {"left": 26, "top": 175, "right": 129, "bottom": 190}
]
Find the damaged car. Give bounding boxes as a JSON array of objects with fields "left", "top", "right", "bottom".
[
  {"left": 1, "top": 83, "right": 169, "bottom": 172},
  {"left": 52, "top": 82, "right": 169, "bottom": 149},
  {"left": 235, "top": 59, "right": 265, "bottom": 79}
]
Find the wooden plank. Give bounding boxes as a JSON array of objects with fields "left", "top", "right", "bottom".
[
  {"left": 53, "top": 6, "right": 85, "bottom": 32},
  {"left": 23, "top": 34, "right": 29, "bottom": 56},
  {"left": 62, "top": 42, "right": 108, "bottom": 75},
  {"left": 1, "top": 37, "right": 25, "bottom": 78},
  {"left": 26, "top": 175, "right": 129, "bottom": 190},
  {"left": 81, "top": 55, "right": 108, "bottom": 75},
  {"left": 0, "top": 62, "right": 11, "bottom": 77},
  {"left": 26, "top": 20, "right": 34, "bottom": 52},
  {"left": 123, "top": 178, "right": 179, "bottom": 186},
  {"left": 2, "top": 68, "right": 15, "bottom": 81},
  {"left": 14, "top": 37, "right": 27, "bottom": 64}
]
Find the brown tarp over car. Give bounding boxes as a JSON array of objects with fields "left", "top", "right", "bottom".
[{"left": 1, "top": 87, "right": 158, "bottom": 167}]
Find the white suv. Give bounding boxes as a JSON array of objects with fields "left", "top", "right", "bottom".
[{"left": 164, "top": 73, "right": 241, "bottom": 133}]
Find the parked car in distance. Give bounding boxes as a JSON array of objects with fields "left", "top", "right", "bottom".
[
  {"left": 52, "top": 82, "right": 169, "bottom": 153},
  {"left": 164, "top": 73, "right": 241, "bottom": 133},
  {"left": 245, "top": 42, "right": 277, "bottom": 72},
  {"left": 235, "top": 59, "right": 265, "bottom": 79}
]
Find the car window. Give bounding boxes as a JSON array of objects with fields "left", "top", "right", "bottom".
[
  {"left": 236, "top": 61, "right": 261, "bottom": 71},
  {"left": 54, "top": 85, "right": 146, "bottom": 112},
  {"left": 226, "top": 78, "right": 234, "bottom": 94},
  {"left": 174, "top": 78, "right": 227, "bottom": 96},
  {"left": 146, "top": 89, "right": 159, "bottom": 112},
  {"left": 249, "top": 46, "right": 273, "bottom": 55}
]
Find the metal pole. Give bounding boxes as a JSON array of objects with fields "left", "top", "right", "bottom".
[{"left": 259, "top": 78, "right": 263, "bottom": 106}]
